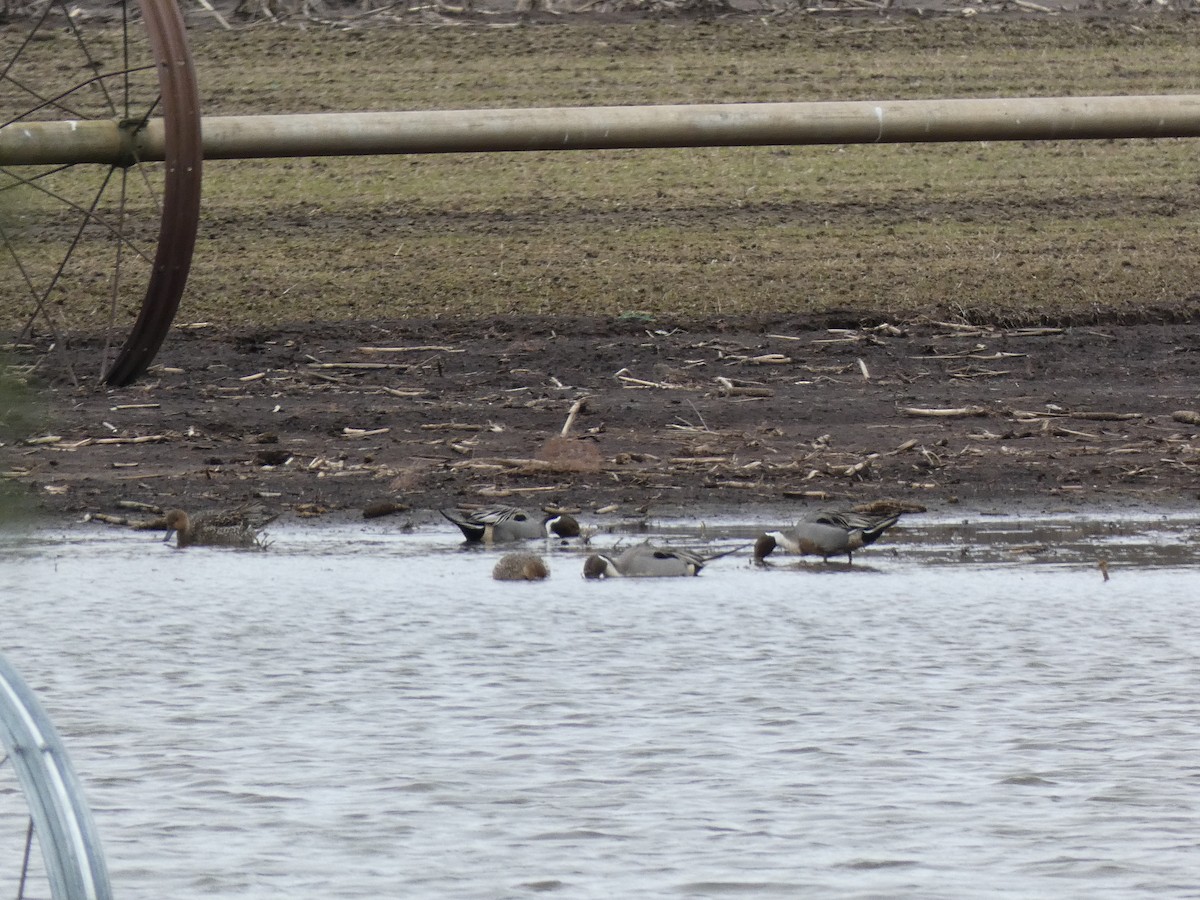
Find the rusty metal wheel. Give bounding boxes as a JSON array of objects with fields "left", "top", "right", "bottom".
[{"left": 0, "top": 0, "right": 201, "bottom": 386}]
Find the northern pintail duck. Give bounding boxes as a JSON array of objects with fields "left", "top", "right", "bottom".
[
  {"left": 442, "top": 505, "right": 580, "bottom": 543},
  {"left": 754, "top": 509, "right": 900, "bottom": 564},
  {"left": 583, "top": 542, "right": 740, "bottom": 578},
  {"left": 492, "top": 552, "right": 550, "bottom": 581},
  {"left": 163, "top": 506, "right": 276, "bottom": 549}
]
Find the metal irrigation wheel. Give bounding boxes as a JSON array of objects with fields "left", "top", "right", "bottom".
[
  {"left": 1, "top": 0, "right": 201, "bottom": 387},
  {"left": 0, "top": 653, "right": 113, "bottom": 900}
]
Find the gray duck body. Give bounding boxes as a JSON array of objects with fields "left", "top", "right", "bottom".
[
  {"left": 583, "top": 543, "right": 712, "bottom": 578},
  {"left": 441, "top": 505, "right": 580, "bottom": 543},
  {"left": 754, "top": 509, "right": 901, "bottom": 564}
]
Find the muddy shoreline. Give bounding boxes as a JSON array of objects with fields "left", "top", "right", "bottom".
[{"left": 10, "top": 316, "right": 1200, "bottom": 529}]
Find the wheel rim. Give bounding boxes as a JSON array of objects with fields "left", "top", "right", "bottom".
[
  {"left": 0, "top": 653, "right": 113, "bottom": 900},
  {"left": 0, "top": 0, "right": 201, "bottom": 387}
]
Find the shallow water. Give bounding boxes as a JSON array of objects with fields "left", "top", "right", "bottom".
[{"left": 2, "top": 512, "right": 1199, "bottom": 898}]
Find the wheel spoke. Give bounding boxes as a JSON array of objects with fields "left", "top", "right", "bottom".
[
  {"left": 101, "top": 168, "right": 131, "bottom": 378},
  {"left": 64, "top": 0, "right": 122, "bottom": 117},
  {"left": 1, "top": 0, "right": 202, "bottom": 385},
  {"left": 0, "top": 163, "right": 76, "bottom": 193},
  {"left": 122, "top": 0, "right": 132, "bottom": 119},
  {"left": 0, "top": 0, "right": 54, "bottom": 81},
  {"left": 2, "top": 151, "right": 165, "bottom": 385},
  {"left": 0, "top": 166, "right": 158, "bottom": 265},
  {"left": 18, "top": 818, "right": 35, "bottom": 899},
  {"left": 2, "top": 64, "right": 159, "bottom": 128},
  {"left": 14, "top": 165, "right": 117, "bottom": 333},
  {"left": 0, "top": 225, "right": 80, "bottom": 383}
]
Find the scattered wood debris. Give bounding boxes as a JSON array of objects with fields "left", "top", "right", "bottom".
[
  {"left": 949, "top": 367, "right": 1010, "bottom": 380},
  {"left": 782, "top": 489, "right": 831, "bottom": 501},
  {"left": 614, "top": 368, "right": 685, "bottom": 390},
  {"left": 420, "top": 423, "right": 503, "bottom": 432},
  {"left": 714, "top": 376, "right": 774, "bottom": 398},
  {"left": 851, "top": 498, "right": 928, "bottom": 516},
  {"left": 358, "top": 345, "right": 462, "bottom": 353},
  {"left": 84, "top": 512, "right": 136, "bottom": 526},
  {"left": 560, "top": 397, "right": 587, "bottom": 437},
  {"left": 827, "top": 456, "right": 876, "bottom": 479},
  {"left": 1009, "top": 408, "right": 1142, "bottom": 422},
  {"left": 14, "top": 319, "right": 1199, "bottom": 518},
  {"left": 720, "top": 352, "right": 791, "bottom": 366},
  {"left": 900, "top": 406, "right": 990, "bottom": 418},
  {"left": 94, "top": 434, "right": 171, "bottom": 445},
  {"left": 307, "top": 361, "right": 408, "bottom": 370},
  {"left": 341, "top": 427, "right": 390, "bottom": 438},
  {"left": 476, "top": 484, "right": 565, "bottom": 498}
]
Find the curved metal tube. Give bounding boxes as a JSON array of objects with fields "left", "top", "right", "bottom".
[
  {"left": 0, "top": 653, "right": 113, "bottom": 900},
  {"left": 102, "top": 0, "right": 203, "bottom": 387}
]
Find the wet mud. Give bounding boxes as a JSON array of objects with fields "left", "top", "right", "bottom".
[{"left": 15, "top": 316, "right": 1200, "bottom": 525}]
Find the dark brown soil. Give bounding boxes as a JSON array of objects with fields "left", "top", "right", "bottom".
[{"left": 13, "top": 314, "right": 1200, "bottom": 525}]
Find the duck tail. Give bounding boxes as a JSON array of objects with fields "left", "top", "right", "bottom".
[
  {"left": 699, "top": 542, "right": 753, "bottom": 563},
  {"left": 860, "top": 513, "right": 901, "bottom": 546},
  {"left": 441, "top": 508, "right": 483, "bottom": 540}
]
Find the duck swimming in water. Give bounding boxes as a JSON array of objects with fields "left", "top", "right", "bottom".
[
  {"left": 442, "top": 505, "right": 580, "bottom": 543},
  {"left": 583, "top": 542, "right": 742, "bottom": 578},
  {"left": 163, "top": 506, "right": 276, "bottom": 549}
]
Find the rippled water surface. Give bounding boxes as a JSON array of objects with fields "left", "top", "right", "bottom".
[{"left": 3, "top": 512, "right": 1200, "bottom": 898}]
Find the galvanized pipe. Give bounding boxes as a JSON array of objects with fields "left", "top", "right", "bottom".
[{"left": 3, "top": 94, "right": 1200, "bottom": 166}]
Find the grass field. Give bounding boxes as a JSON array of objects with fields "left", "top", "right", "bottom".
[{"left": 7, "top": 13, "right": 1200, "bottom": 330}]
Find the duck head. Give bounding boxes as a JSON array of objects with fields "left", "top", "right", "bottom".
[
  {"left": 582, "top": 554, "right": 617, "bottom": 579},
  {"left": 163, "top": 509, "right": 189, "bottom": 543},
  {"left": 752, "top": 533, "right": 778, "bottom": 564},
  {"left": 545, "top": 513, "right": 581, "bottom": 539}
]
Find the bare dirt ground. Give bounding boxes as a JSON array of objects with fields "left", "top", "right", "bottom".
[
  {"left": 15, "top": 313, "right": 1200, "bottom": 526},
  {"left": 6, "top": 3, "right": 1200, "bottom": 526}
]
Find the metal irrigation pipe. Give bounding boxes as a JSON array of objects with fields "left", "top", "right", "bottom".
[{"left": 4, "top": 94, "right": 1200, "bottom": 166}]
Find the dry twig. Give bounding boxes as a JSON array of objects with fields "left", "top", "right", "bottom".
[
  {"left": 561, "top": 397, "right": 587, "bottom": 437},
  {"left": 900, "top": 406, "right": 989, "bottom": 418}
]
